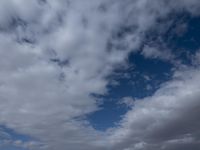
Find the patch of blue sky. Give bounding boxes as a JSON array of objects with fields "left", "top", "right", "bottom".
[
  {"left": 88, "top": 52, "right": 174, "bottom": 131},
  {"left": 159, "top": 12, "right": 200, "bottom": 65},
  {"left": 0, "top": 125, "right": 33, "bottom": 142},
  {"left": 87, "top": 11, "right": 200, "bottom": 131},
  {"left": 169, "top": 15, "right": 200, "bottom": 50},
  {"left": 0, "top": 145, "right": 27, "bottom": 150}
]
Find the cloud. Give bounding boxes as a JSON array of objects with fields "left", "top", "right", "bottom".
[
  {"left": 141, "top": 45, "right": 173, "bottom": 60},
  {"left": 0, "top": 0, "right": 200, "bottom": 150},
  {"left": 0, "top": 0, "right": 132, "bottom": 149},
  {"left": 108, "top": 67, "right": 200, "bottom": 150},
  {"left": 118, "top": 97, "right": 135, "bottom": 107}
]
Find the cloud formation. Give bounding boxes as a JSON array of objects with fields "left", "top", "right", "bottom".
[
  {"left": 0, "top": 0, "right": 200, "bottom": 150},
  {"left": 108, "top": 67, "right": 200, "bottom": 150}
]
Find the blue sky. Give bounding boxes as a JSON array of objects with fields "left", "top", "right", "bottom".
[
  {"left": 88, "top": 52, "right": 174, "bottom": 130},
  {"left": 0, "top": 0, "right": 200, "bottom": 150},
  {"left": 88, "top": 13, "right": 200, "bottom": 131}
]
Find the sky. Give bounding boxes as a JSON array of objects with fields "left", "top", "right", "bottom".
[{"left": 0, "top": 0, "right": 200, "bottom": 150}]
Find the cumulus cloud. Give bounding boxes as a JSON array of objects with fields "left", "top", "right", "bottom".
[
  {"left": 0, "top": 0, "right": 200, "bottom": 150},
  {"left": 107, "top": 66, "right": 200, "bottom": 150}
]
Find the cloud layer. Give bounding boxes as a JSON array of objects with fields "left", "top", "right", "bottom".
[{"left": 0, "top": 0, "right": 200, "bottom": 150}]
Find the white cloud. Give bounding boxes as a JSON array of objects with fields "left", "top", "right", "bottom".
[{"left": 108, "top": 67, "right": 200, "bottom": 150}]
